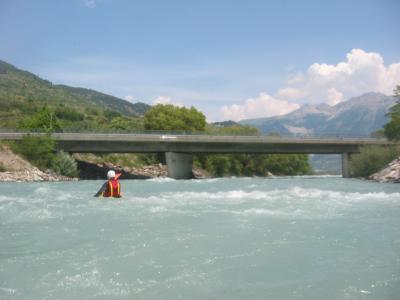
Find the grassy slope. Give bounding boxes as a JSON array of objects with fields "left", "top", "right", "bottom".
[{"left": 0, "top": 60, "right": 151, "bottom": 129}]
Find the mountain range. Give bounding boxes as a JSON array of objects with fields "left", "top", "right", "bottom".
[{"left": 240, "top": 92, "right": 396, "bottom": 137}]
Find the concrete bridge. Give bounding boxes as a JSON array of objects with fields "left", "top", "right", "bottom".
[{"left": 0, "top": 132, "right": 393, "bottom": 179}]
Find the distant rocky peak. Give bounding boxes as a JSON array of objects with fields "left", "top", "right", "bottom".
[
  {"left": 331, "top": 92, "right": 396, "bottom": 117},
  {"left": 289, "top": 103, "right": 333, "bottom": 118},
  {"left": 239, "top": 91, "right": 396, "bottom": 137}
]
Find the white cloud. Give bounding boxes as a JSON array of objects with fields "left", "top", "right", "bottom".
[
  {"left": 153, "top": 96, "right": 184, "bottom": 107},
  {"left": 221, "top": 92, "right": 300, "bottom": 121},
  {"left": 326, "top": 88, "right": 343, "bottom": 106},
  {"left": 83, "top": 0, "right": 96, "bottom": 8},
  {"left": 220, "top": 48, "right": 400, "bottom": 121},
  {"left": 124, "top": 95, "right": 135, "bottom": 102},
  {"left": 287, "top": 72, "right": 305, "bottom": 85},
  {"left": 153, "top": 96, "right": 171, "bottom": 105},
  {"left": 287, "top": 48, "right": 400, "bottom": 104},
  {"left": 276, "top": 87, "right": 306, "bottom": 101}
]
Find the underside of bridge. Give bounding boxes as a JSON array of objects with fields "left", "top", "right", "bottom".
[{"left": 161, "top": 152, "right": 352, "bottom": 179}]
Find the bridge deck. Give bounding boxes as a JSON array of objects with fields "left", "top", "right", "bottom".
[{"left": 0, "top": 132, "right": 392, "bottom": 154}]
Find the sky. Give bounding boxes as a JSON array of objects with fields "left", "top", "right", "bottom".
[{"left": 0, "top": 0, "right": 400, "bottom": 121}]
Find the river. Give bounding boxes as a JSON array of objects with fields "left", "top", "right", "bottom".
[{"left": 1, "top": 177, "right": 399, "bottom": 299}]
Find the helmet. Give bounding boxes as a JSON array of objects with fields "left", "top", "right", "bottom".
[{"left": 107, "top": 170, "right": 116, "bottom": 179}]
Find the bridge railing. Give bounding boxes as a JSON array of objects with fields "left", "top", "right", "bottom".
[{"left": 0, "top": 128, "right": 388, "bottom": 141}]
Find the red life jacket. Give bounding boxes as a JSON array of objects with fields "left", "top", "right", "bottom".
[{"left": 103, "top": 179, "right": 121, "bottom": 198}]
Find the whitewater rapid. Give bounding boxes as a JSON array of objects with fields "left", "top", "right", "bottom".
[{"left": 1, "top": 177, "right": 399, "bottom": 299}]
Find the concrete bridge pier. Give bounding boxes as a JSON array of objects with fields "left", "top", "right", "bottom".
[
  {"left": 165, "top": 152, "right": 193, "bottom": 179},
  {"left": 341, "top": 152, "right": 351, "bottom": 178}
]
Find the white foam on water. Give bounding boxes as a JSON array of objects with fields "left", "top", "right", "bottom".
[
  {"left": 292, "top": 175, "right": 342, "bottom": 179},
  {"left": 53, "top": 268, "right": 132, "bottom": 297},
  {"left": 190, "top": 178, "right": 221, "bottom": 184},
  {"left": 146, "top": 177, "right": 176, "bottom": 183},
  {"left": 34, "top": 186, "right": 51, "bottom": 195},
  {"left": 18, "top": 207, "right": 54, "bottom": 220},
  {"left": 239, "top": 208, "right": 303, "bottom": 217},
  {"left": 157, "top": 190, "right": 273, "bottom": 203},
  {"left": 55, "top": 191, "right": 77, "bottom": 201},
  {"left": 143, "top": 187, "right": 400, "bottom": 207},
  {"left": 0, "top": 195, "right": 15, "bottom": 204},
  {"left": 2, "top": 183, "right": 399, "bottom": 224},
  {"left": 0, "top": 287, "right": 17, "bottom": 295},
  {"left": 120, "top": 187, "right": 400, "bottom": 220},
  {"left": 149, "top": 206, "right": 168, "bottom": 213}
]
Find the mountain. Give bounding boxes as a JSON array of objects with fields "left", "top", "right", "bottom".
[
  {"left": 0, "top": 60, "right": 151, "bottom": 128},
  {"left": 241, "top": 92, "right": 396, "bottom": 137},
  {"left": 211, "top": 120, "right": 240, "bottom": 127}
]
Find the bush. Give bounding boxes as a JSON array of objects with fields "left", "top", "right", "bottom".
[
  {"left": 0, "top": 162, "right": 6, "bottom": 172},
  {"left": 350, "top": 145, "right": 400, "bottom": 178},
  {"left": 51, "top": 151, "right": 79, "bottom": 177},
  {"left": 12, "top": 134, "right": 56, "bottom": 169}
]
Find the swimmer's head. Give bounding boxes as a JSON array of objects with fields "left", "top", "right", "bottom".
[{"left": 107, "top": 170, "right": 116, "bottom": 179}]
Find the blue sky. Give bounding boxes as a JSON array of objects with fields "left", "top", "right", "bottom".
[{"left": 1, "top": 0, "right": 399, "bottom": 121}]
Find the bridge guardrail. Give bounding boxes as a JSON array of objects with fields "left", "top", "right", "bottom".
[{"left": 0, "top": 128, "right": 388, "bottom": 141}]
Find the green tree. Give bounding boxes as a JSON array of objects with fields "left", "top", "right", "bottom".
[
  {"left": 12, "top": 135, "right": 56, "bottom": 169},
  {"left": 384, "top": 85, "right": 400, "bottom": 140},
  {"left": 109, "top": 116, "right": 130, "bottom": 131},
  {"left": 18, "top": 106, "right": 61, "bottom": 132},
  {"left": 207, "top": 124, "right": 259, "bottom": 136},
  {"left": 144, "top": 104, "right": 206, "bottom": 132},
  {"left": 350, "top": 145, "right": 400, "bottom": 178}
]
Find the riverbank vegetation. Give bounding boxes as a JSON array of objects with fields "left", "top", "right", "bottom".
[
  {"left": 350, "top": 145, "right": 400, "bottom": 178},
  {"left": 384, "top": 85, "right": 400, "bottom": 141},
  {"left": 351, "top": 85, "right": 400, "bottom": 178},
  {"left": 10, "top": 135, "right": 79, "bottom": 178}
]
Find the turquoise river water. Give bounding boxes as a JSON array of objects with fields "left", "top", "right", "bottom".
[{"left": 0, "top": 177, "right": 400, "bottom": 299}]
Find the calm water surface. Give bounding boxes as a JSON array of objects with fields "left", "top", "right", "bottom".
[{"left": 1, "top": 177, "right": 399, "bottom": 299}]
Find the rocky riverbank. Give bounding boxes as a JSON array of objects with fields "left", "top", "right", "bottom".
[
  {"left": 369, "top": 156, "right": 400, "bottom": 183},
  {"left": 76, "top": 159, "right": 210, "bottom": 180},
  {"left": 0, "top": 145, "right": 77, "bottom": 182},
  {"left": 0, "top": 168, "right": 77, "bottom": 182},
  {"left": 0, "top": 145, "right": 211, "bottom": 182}
]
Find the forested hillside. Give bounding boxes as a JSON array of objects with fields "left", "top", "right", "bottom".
[{"left": 0, "top": 60, "right": 151, "bottom": 130}]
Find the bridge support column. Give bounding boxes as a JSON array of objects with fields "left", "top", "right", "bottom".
[
  {"left": 165, "top": 152, "right": 193, "bottom": 179},
  {"left": 341, "top": 152, "right": 351, "bottom": 178}
]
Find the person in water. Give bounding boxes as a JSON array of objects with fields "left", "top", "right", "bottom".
[{"left": 94, "top": 170, "right": 122, "bottom": 198}]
